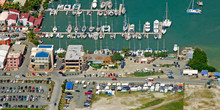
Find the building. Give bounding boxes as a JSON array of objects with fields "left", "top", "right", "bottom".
[
  {"left": 0, "top": 45, "right": 10, "bottom": 69},
  {"left": 0, "top": 36, "right": 10, "bottom": 45},
  {"left": 33, "top": 15, "right": 43, "bottom": 27},
  {"left": 183, "top": 69, "right": 198, "bottom": 76},
  {"left": 6, "top": 14, "right": 18, "bottom": 26},
  {"left": 13, "top": 0, "right": 26, "bottom": 6},
  {"left": 65, "top": 45, "right": 87, "bottom": 72},
  {"left": 19, "top": 13, "right": 29, "bottom": 26},
  {"left": 66, "top": 82, "right": 74, "bottom": 90},
  {"left": 30, "top": 45, "right": 54, "bottom": 71},
  {"left": 0, "top": 11, "right": 9, "bottom": 27},
  {"left": 6, "top": 44, "right": 25, "bottom": 71},
  {"left": 28, "top": 16, "right": 35, "bottom": 27},
  {"left": 9, "top": 9, "right": 20, "bottom": 16},
  {"left": 0, "top": 0, "right": 6, "bottom": 6}
]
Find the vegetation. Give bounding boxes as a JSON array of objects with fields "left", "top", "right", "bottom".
[
  {"left": 144, "top": 52, "right": 152, "bottom": 57},
  {"left": 111, "top": 52, "right": 124, "bottom": 62},
  {"left": 61, "top": 79, "right": 67, "bottom": 93},
  {"left": 43, "top": 0, "right": 51, "bottom": 9},
  {"left": 138, "top": 98, "right": 164, "bottom": 109},
  {"left": 122, "top": 48, "right": 130, "bottom": 56},
  {"left": 188, "top": 48, "right": 216, "bottom": 72},
  {"left": 90, "top": 63, "right": 102, "bottom": 69},
  {"left": 154, "top": 52, "right": 167, "bottom": 57},
  {"left": 27, "top": 30, "right": 40, "bottom": 46},
  {"left": 58, "top": 52, "right": 66, "bottom": 58},
  {"left": 153, "top": 98, "right": 183, "bottom": 110},
  {"left": 131, "top": 72, "right": 162, "bottom": 77}
]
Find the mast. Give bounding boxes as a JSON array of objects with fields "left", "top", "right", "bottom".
[
  {"left": 157, "top": 40, "right": 159, "bottom": 51},
  {"left": 166, "top": 2, "right": 168, "bottom": 20},
  {"left": 192, "top": 0, "right": 194, "bottom": 9},
  {"left": 111, "top": 20, "right": 113, "bottom": 32},
  {"left": 105, "top": 16, "right": 107, "bottom": 25},
  {"left": 90, "top": 15, "right": 92, "bottom": 26},
  {"left": 97, "top": 14, "right": 99, "bottom": 26},
  {"left": 115, "top": 0, "right": 117, "bottom": 9},
  {"left": 83, "top": 12, "right": 85, "bottom": 26},
  {"left": 139, "top": 20, "right": 141, "bottom": 32},
  {"left": 147, "top": 38, "right": 150, "bottom": 48},
  {"left": 75, "top": 15, "right": 77, "bottom": 27}
]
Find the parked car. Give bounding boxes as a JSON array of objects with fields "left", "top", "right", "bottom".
[{"left": 112, "top": 78, "right": 117, "bottom": 81}]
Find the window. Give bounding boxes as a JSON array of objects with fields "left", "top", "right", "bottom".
[
  {"left": 40, "top": 65, "right": 45, "bottom": 69},
  {"left": 14, "top": 64, "right": 16, "bottom": 66}
]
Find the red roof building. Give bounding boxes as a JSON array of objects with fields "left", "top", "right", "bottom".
[
  {"left": 6, "top": 14, "right": 18, "bottom": 20},
  {"left": 19, "top": 13, "right": 29, "bottom": 19},
  {"left": 34, "top": 28, "right": 41, "bottom": 32},
  {"left": 34, "top": 17, "right": 42, "bottom": 26},
  {"left": 9, "top": 9, "right": 20, "bottom": 14},
  {"left": 28, "top": 16, "right": 35, "bottom": 23}
]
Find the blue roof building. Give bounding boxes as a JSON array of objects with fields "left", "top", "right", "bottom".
[
  {"left": 38, "top": 45, "right": 53, "bottom": 49},
  {"left": 201, "top": 70, "right": 208, "bottom": 76},
  {"left": 66, "top": 82, "right": 74, "bottom": 90},
  {"left": 214, "top": 72, "right": 220, "bottom": 77},
  {"left": 35, "top": 51, "right": 49, "bottom": 58}
]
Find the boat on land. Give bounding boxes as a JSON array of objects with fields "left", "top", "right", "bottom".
[
  {"left": 162, "top": 2, "right": 172, "bottom": 27},
  {"left": 187, "top": 0, "right": 202, "bottom": 14},
  {"left": 153, "top": 20, "right": 159, "bottom": 33}
]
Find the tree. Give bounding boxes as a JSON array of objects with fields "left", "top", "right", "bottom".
[
  {"left": 27, "top": 30, "right": 35, "bottom": 41},
  {"left": 122, "top": 48, "right": 130, "bottom": 56},
  {"left": 111, "top": 52, "right": 124, "bottom": 62},
  {"left": 144, "top": 52, "right": 152, "bottom": 57},
  {"left": 58, "top": 52, "right": 66, "bottom": 58},
  {"left": 0, "top": 5, "right": 3, "bottom": 12}
]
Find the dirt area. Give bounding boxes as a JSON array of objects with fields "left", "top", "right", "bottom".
[
  {"left": 73, "top": 91, "right": 182, "bottom": 110},
  {"left": 184, "top": 84, "right": 220, "bottom": 110}
]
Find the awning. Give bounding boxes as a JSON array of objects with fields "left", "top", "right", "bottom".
[{"left": 214, "top": 72, "right": 220, "bottom": 77}]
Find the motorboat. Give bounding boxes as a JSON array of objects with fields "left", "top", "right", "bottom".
[
  {"left": 57, "top": 4, "right": 64, "bottom": 10},
  {"left": 45, "top": 33, "right": 49, "bottom": 38},
  {"left": 107, "top": 1, "right": 113, "bottom": 9},
  {"left": 94, "top": 50, "right": 99, "bottom": 54},
  {"left": 50, "top": 33, "right": 53, "bottom": 38},
  {"left": 82, "top": 34, "right": 87, "bottom": 39},
  {"left": 56, "top": 33, "right": 60, "bottom": 38},
  {"left": 144, "top": 22, "right": 150, "bottom": 32},
  {"left": 99, "top": 32, "right": 104, "bottom": 39},
  {"left": 73, "top": 4, "right": 81, "bottom": 10},
  {"left": 97, "top": 11, "right": 103, "bottom": 16},
  {"left": 162, "top": 2, "right": 172, "bottom": 27},
  {"left": 89, "top": 26, "right": 95, "bottom": 32},
  {"left": 55, "top": 48, "right": 66, "bottom": 54},
  {"left": 153, "top": 20, "right": 159, "bottom": 33},
  {"left": 88, "top": 32, "right": 93, "bottom": 38},
  {"left": 96, "top": 26, "right": 101, "bottom": 32},
  {"left": 74, "top": 26, "right": 79, "bottom": 32},
  {"left": 93, "top": 32, "right": 99, "bottom": 40},
  {"left": 173, "top": 44, "right": 178, "bottom": 52},
  {"left": 87, "top": 11, "right": 92, "bottom": 16},
  {"left": 82, "top": 12, "right": 86, "bottom": 32},
  {"left": 72, "top": 33, "right": 76, "bottom": 39},
  {"left": 123, "top": 23, "right": 128, "bottom": 32},
  {"left": 66, "top": 24, "right": 72, "bottom": 33},
  {"left": 67, "top": 34, "right": 71, "bottom": 38},
  {"left": 72, "top": 10, "right": 77, "bottom": 15},
  {"left": 162, "top": 27, "right": 167, "bottom": 34},
  {"left": 154, "top": 34, "right": 158, "bottom": 39},
  {"left": 60, "top": 34, "right": 64, "bottom": 38},
  {"left": 100, "top": 2, "right": 106, "bottom": 9},
  {"left": 110, "top": 34, "right": 116, "bottom": 39},
  {"left": 102, "top": 25, "right": 111, "bottom": 32},
  {"left": 137, "top": 34, "right": 142, "bottom": 40},
  {"left": 77, "top": 33, "right": 81, "bottom": 39},
  {"left": 92, "top": 0, "right": 97, "bottom": 9},
  {"left": 187, "top": 0, "right": 202, "bottom": 14},
  {"left": 197, "top": 1, "right": 203, "bottom": 6},
  {"left": 53, "top": 26, "right": 57, "bottom": 33},
  {"left": 50, "top": 10, "right": 57, "bottom": 15},
  {"left": 129, "top": 24, "right": 135, "bottom": 32}
]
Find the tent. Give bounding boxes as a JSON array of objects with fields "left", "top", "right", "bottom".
[
  {"left": 201, "top": 70, "right": 208, "bottom": 76},
  {"left": 66, "top": 82, "right": 74, "bottom": 90},
  {"left": 214, "top": 72, "right": 220, "bottom": 77}
]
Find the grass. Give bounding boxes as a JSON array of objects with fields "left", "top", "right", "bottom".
[
  {"left": 3, "top": 109, "right": 44, "bottom": 110},
  {"left": 153, "top": 98, "right": 183, "bottom": 110},
  {"left": 139, "top": 98, "right": 164, "bottom": 109},
  {"left": 131, "top": 72, "right": 162, "bottom": 77},
  {"left": 58, "top": 92, "right": 65, "bottom": 110}
]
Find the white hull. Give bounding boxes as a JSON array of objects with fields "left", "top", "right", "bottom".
[
  {"left": 162, "top": 19, "right": 172, "bottom": 27},
  {"left": 153, "top": 20, "right": 159, "bottom": 33},
  {"left": 173, "top": 44, "right": 178, "bottom": 51}
]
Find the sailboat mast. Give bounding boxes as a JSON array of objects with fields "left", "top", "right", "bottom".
[
  {"left": 105, "top": 16, "right": 107, "bottom": 25},
  {"left": 115, "top": 0, "right": 117, "bottom": 9},
  {"left": 97, "top": 15, "right": 99, "bottom": 26},
  {"left": 75, "top": 15, "right": 77, "bottom": 27},
  {"left": 166, "top": 2, "right": 168, "bottom": 20},
  {"left": 90, "top": 15, "right": 92, "bottom": 26},
  {"left": 163, "top": 38, "right": 165, "bottom": 49},
  {"left": 147, "top": 38, "right": 150, "bottom": 48},
  {"left": 83, "top": 12, "right": 85, "bottom": 26},
  {"left": 139, "top": 20, "right": 141, "bottom": 32},
  {"left": 192, "top": 0, "right": 194, "bottom": 9}
]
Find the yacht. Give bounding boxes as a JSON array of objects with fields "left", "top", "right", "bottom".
[
  {"left": 187, "top": 0, "right": 202, "bottom": 14},
  {"left": 153, "top": 20, "right": 159, "bottom": 33},
  {"left": 100, "top": 2, "right": 106, "bottom": 9},
  {"left": 144, "top": 22, "right": 150, "bottom": 32},
  {"left": 56, "top": 33, "right": 60, "bottom": 38},
  {"left": 74, "top": 26, "right": 79, "bottom": 32},
  {"left": 162, "top": 2, "right": 172, "bottom": 27},
  {"left": 129, "top": 24, "right": 135, "bottom": 32},
  {"left": 92, "top": 0, "right": 97, "bottom": 9},
  {"left": 173, "top": 44, "right": 178, "bottom": 52},
  {"left": 161, "top": 27, "right": 167, "bottom": 34},
  {"left": 66, "top": 24, "right": 72, "bottom": 33},
  {"left": 107, "top": 1, "right": 113, "bottom": 9}
]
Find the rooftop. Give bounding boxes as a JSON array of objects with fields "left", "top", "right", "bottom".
[
  {"left": 0, "top": 36, "right": 9, "bottom": 41},
  {"left": 20, "top": 13, "right": 29, "bottom": 19},
  {"left": 34, "top": 17, "right": 42, "bottom": 26},
  {"left": 65, "top": 45, "right": 84, "bottom": 60},
  {"left": 9, "top": 9, "right": 20, "bottom": 14},
  {"left": 0, "top": 45, "right": 10, "bottom": 51},
  {"left": 6, "top": 14, "right": 18, "bottom": 20},
  {"left": 13, "top": 0, "right": 26, "bottom": 6},
  {"left": 28, "top": 16, "right": 35, "bottom": 23},
  {"left": 35, "top": 51, "right": 49, "bottom": 58},
  {"left": 0, "top": 11, "right": 8, "bottom": 21},
  {"left": 11, "top": 44, "right": 26, "bottom": 55},
  {"left": 38, "top": 45, "right": 53, "bottom": 49},
  {"left": 7, "top": 51, "right": 21, "bottom": 58}
]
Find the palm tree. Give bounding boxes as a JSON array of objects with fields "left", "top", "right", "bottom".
[{"left": 122, "top": 48, "right": 130, "bottom": 56}]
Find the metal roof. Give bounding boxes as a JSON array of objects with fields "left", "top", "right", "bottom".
[
  {"left": 66, "top": 82, "right": 73, "bottom": 89},
  {"left": 65, "top": 45, "right": 84, "bottom": 60}
]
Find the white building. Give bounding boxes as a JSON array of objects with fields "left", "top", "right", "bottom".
[
  {"left": 6, "top": 14, "right": 17, "bottom": 26},
  {"left": 9, "top": 9, "right": 20, "bottom": 16},
  {"left": 183, "top": 69, "right": 198, "bottom": 76},
  {"left": 0, "top": 45, "right": 10, "bottom": 69},
  {"left": 19, "top": 13, "right": 29, "bottom": 26},
  {"left": 0, "top": 11, "right": 8, "bottom": 26}
]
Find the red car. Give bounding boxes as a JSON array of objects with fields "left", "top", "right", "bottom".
[
  {"left": 85, "top": 92, "right": 93, "bottom": 95},
  {"left": 112, "top": 78, "right": 117, "bottom": 80}
]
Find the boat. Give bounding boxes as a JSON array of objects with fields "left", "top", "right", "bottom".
[
  {"left": 154, "top": 34, "right": 158, "bottom": 39},
  {"left": 60, "top": 34, "right": 64, "bottom": 38},
  {"left": 144, "top": 22, "right": 150, "bottom": 32},
  {"left": 121, "top": 0, "right": 126, "bottom": 14},
  {"left": 125, "top": 33, "right": 131, "bottom": 40},
  {"left": 97, "top": 11, "right": 103, "bottom": 16},
  {"left": 137, "top": 34, "right": 141, "bottom": 40},
  {"left": 50, "top": 9, "right": 57, "bottom": 16},
  {"left": 50, "top": 33, "right": 53, "bottom": 38},
  {"left": 82, "top": 33, "right": 87, "bottom": 39},
  {"left": 100, "top": 2, "right": 106, "bottom": 9},
  {"left": 82, "top": 12, "right": 87, "bottom": 32},
  {"left": 145, "top": 48, "right": 153, "bottom": 53},
  {"left": 173, "top": 44, "right": 178, "bottom": 52},
  {"left": 153, "top": 20, "right": 159, "bottom": 33},
  {"left": 72, "top": 10, "right": 77, "bottom": 15},
  {"left": 96, "top": 15, "right": 101, "bottom": 32},
  {"left": 67, "top": 34, "right": 71, "bottom": 38},
  {"left": 123, "top": 14, "right": 128, "bottom": 32},
  {"left": 162, "top": 2, "right": 172, "bottom": 27},
  {"left": 93, "top": 32, "right": 99, "bottom": 40},
  {"left": 92, "top": 0, "right": 97, "bottom": 9},
  {"left": 66, "top": 24, "right": 72, "bottom": 33},
  {"left": 108, "top": 10, "right": 114, "bottom": 16},
  {"left": 132, "top": 33, "right": 137, "bottom": 39},
  {"left": 88, "top": 32, "right": 93, "bottom": 38},
  {"left": 187, "top": 0, "right": 202, "bottom": 14},
  {"left": 102, "top": 25, "right": 110, "bottom": 32},
  {"left": 87, "top": 10, "right": 92, "bottom": 16},
  {"left": 77, "top": 10, "right": 82, "bottom": 16},
  {"left": 74, "top": 15, "right": 79, "bottom": 32},
  {"left": 94, "top": 50, "right": 99, "bottom": 54},
  {"left": 129, "top": 24, "right": 135, "bottom": 32},
  {"left": 52, "top": 26, "right": 57, "bottom": 33},
  {"left": 73, "top": 3, "right": 81, "bottom": 10},
  {"left": 114, "top": 0, "right": 118, "bottom": 16},
  {"left": 45, "top": 33, "right": 49, "bottom": 38},
  {"left": 64, "top": 4, "right": 71, "bottom": 10},
  {"left": 57, "top": 4, "right": 64, "bottom": 10},
  {"left": 107, "top": 1, "right": 113, "bottom": 9},
  {"left": 77, "top": 33, "right": 81, "bottom": 39},
  {"left": 55, "top": 48, "right": 66, "bottom": 54},
  {"left": 162, "top": 27, "right": 167, "bottom": 34},
  {"left": 144, "top": 34, "right": 148, "bottom": 39},
  {"left": 56, "top": 33, "right": 60, "bottom": 38},
  {"left": 72, "top": 33, "right": 76, "bottom": 39},
  {"left": 197, "top": 1, "right": 203, "bottom": 6}
]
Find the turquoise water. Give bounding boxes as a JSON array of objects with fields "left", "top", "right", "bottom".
[{"left": 41, "top": 0, "right": 220, "bottom": 69}]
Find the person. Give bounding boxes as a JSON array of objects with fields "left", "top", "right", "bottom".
[{"left": 129, "top": 90, "right": 131, "bottom": 94}]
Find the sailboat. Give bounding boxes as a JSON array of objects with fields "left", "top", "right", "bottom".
[
  {"left": 123, "top": 14, "right": 128, "bottom": 32},
  {"left": 100, "top": 0, "right": 106, "bottom": 9},
  {"left": 162, "top": 2, "right": 172, "bottom": 27},
  {"left": 121, "top": 0, "right": 126, "bottom": 15},
  {"left": 56, "top": 33, "right": 60, "bottom": 38},
  {"left": 74, "top": 16, "right": 79, "bottom": 32},
  {"left": 66, "top": 13, "right": 72, "bottom": 33},
  {"left": 52, "top": 3, "right": 57, "bottom": 33},
  {"left": 96, "top": 15, "right": 101, "bottom": 32},
  {"left": 55, "top": 39, "right": 66, "bottom": 54},
  {"left": 114, "top": 0, "right": 118, "bottom": 16},
  {"left": 162, "top": 39, "right": 167, "bottom": 52},
  {"left": 187, "top": 0, "right": 202, "bottom": 14},
  {"left": 162, "top": 27, "right": 167, "bottom": 34},
  {"left": 82, "top": 12, "right": 87, "bottom": 32},
  {"left": 107, "top": 0, "right": 112, "bottom": 9},
  {"left": 137, "top": 21, "right": 142, "bottom": 40},
  {"left": 92, "top": 0, "right": 97, "bottom": 9},
  {"left": 89, "top": 16, "right": 95, "bottom": 32}
]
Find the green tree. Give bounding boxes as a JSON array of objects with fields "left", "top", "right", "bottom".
[
  {"left": 144, "top": 52, "right": 152, "bottom": 57},
  {"left": 111, "top": 52, "right": 124, "bottom": 62},
  {"left": 58, "top": 52, "right": 66, "bottom": 58},
  {"left": 122, "top": 48, "right": 130, "bottom": 56}
]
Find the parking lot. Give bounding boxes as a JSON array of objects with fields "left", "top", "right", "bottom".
[{"left": 0, "top": 79, "right": 52, "bottom": 109}]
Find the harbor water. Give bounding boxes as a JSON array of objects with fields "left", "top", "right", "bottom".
[{"left": 41, "top": 0, "right": 220, "bottom": 70}]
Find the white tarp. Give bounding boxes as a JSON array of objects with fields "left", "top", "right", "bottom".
[{"left": 183, "top": 69, "right": 198, "bottom": 75}]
